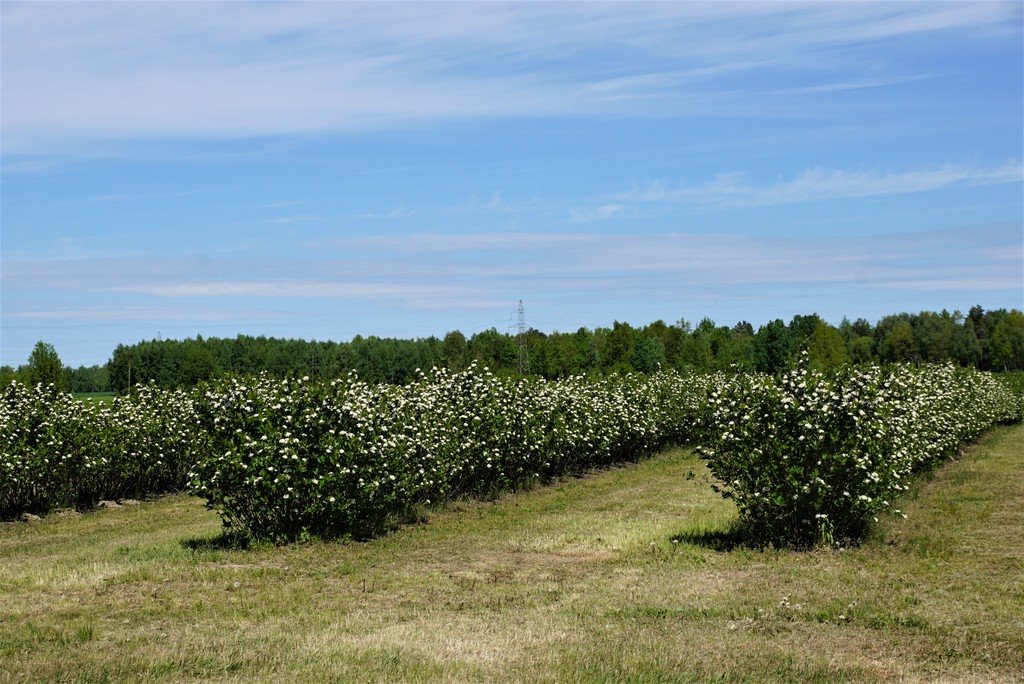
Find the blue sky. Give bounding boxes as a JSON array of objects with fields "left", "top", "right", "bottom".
[{"left": 2, "top": 1, "right": 1022, "bottom": 367}]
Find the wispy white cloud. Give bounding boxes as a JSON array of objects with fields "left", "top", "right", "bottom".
[
  {"left": 9, "top": 223, "right": 1017, "bottom": 305},
  {"left": 2, "top": 2, "right": 1016, "bottom": 154},
  {"left": 358, "top": 206, "right": 419, "bottom": 220},
  {"left": 359, "top": 194, "right": 548, "bottom": 221},
  {"left": 581, "top": 61, "right": 771, "bottom": 97},
  {"left": 13, "top": 305, "right": 288, "bottom": 323},
  {"left": 569, "top": 204, "right": 627, "bottom": 223},
  {"left": 268, "top": 215, "right": 324, "bottom": 225},
  {"left": 769, "top": 73, "right": 941, "bottom": 96},
  {"left": 90, "top": 189, "right": 203, "bottom": 203},
  {"left": 438, "top": 193, "right": 540, "bottom": 216},
  {"left": 613, "top": 162, "right": 1024, "bottom": 208},
  {"left": 255, "top": 200, "right": 303, "bottom": 209},
  {"left": 121, "top": 280, "right": 464, "bottom": 303},
  {"left": 308, "top": 225, "right": 1022, "bottom": 290}
]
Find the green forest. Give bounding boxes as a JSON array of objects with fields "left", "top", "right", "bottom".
[{"left": 5, "top": 305, "right": 1023, "bottom": 393}]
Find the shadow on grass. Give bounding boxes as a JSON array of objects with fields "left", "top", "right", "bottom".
[
  {"left": 675, "top": 522, "right": 872, "bottom": 553},
  {"left": 180, "top": 531, "right": 253, "bottom": 552},
  {"left": 673, "top": 525, "right": 751, "bottom": 552}
]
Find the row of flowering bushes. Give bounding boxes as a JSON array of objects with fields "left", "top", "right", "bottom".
[
  {"left": 3, "top": 363, "right": 1021, "bottom": 547},
  {"left": 0, "top": 382, "right": 203, "bottom": 518},
  {"left": 188, "top": 365, "right": 718, "bottom": 541},
  {"left": 699, "top": 361, "right": 1024, "bottom": 547}
]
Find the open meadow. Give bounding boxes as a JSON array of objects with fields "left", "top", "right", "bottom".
[{"left": 2, "top": 424, "right": 1022, "bottom": 683}]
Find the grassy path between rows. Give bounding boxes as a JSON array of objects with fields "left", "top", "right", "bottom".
[{"left": 2, "top": 424, "right": 1023, "bottom": 683}]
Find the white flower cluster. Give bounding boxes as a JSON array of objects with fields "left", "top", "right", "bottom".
[
  {"left": 698, "top": 359, "right": 1022, "bottom": 546},
  {"left": 188, "top": 364, "right": 721, "bottom": 541},
  {"left": 0, "top": 382, "right": 204, "bottom": 518}
]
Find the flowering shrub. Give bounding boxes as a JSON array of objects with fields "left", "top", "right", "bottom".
[
  {"left": 997, "top": 371, "right": 1024, "bottom": 407},
  {"left": 0, "top": 382, "right": 204, "bottom": 518},
  {"left": 698, "top": 361, "right": 1023, "bottom": 547},
  {"left": 4, "top": 362, "right": 1020, "bottom": 547},
  {"left": 189, "top": 365, "right": 718, "bottom": 541}
]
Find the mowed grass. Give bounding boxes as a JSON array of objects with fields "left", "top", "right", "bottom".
[
  {"left": 72, "top": 392, "right": 117, "bottom": 404},
  {"left": 2, "top": 426, "right": 1023, "bottom": 683}
]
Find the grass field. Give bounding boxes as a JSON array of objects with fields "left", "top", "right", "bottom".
[
  {"left": 2, "top": 425, "right": 1022, "bottom": 682},
  {"left": 72, "top": 392, "right": 117, "bottom": 404}
]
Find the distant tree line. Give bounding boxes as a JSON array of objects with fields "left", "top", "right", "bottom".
[
  {"left": 3, "top": 306, "right": 1022, "bottom": 393},
  {"left": 0, "top": 341, "right": 112, "bottom": 394}
]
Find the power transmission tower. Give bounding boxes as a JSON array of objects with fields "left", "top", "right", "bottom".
[{"left": 516, "top": 299, "right": 528, "bottom": 375}]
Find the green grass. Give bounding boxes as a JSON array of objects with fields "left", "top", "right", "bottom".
[
  {"left": 2, "top": 425, "right": 1023, "bottom": 682},
  {"left": 72, "top": 392, "right": 117, "bottom": 404}
]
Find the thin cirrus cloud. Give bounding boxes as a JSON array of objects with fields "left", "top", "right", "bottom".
[
  {"left": 268, "top": 215, "right": 324, "bottom": 225},
  {"left": 309, "top": 224, "right": 1021, "bottom": 288},
  {"left": 358, "top": 195, "right": 549, "bottom": 221},
  {"left": 13, "top": 305, "right": 292, "bottom": 323},
  {"left": 6, "top": 224, "right": 1016, "bottom": 315},
  {"left": 2, "top": 2, "right": 1018, "bottom": 155},
  {"left": 768, "top": 73, "right": 942, "bottom": 96},
  {"left": 613, "top": 162, "right": 1024, "bottom": 208},
  {"left": 121, "top": 281, "right": 467, "bottom": 303},
  {"left": 569, "top": 204, "right": 628, "bottom": 224}
]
